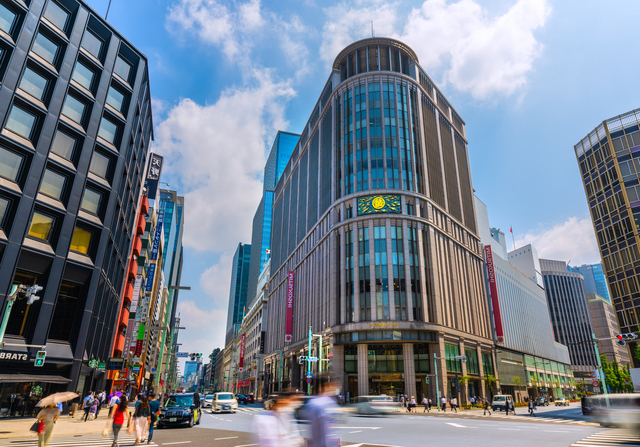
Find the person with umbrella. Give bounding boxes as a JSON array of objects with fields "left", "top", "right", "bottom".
[{"left": 35, "top": 392, "right": 78, "bottom": 447}]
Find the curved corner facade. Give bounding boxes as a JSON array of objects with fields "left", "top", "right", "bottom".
[{"left": 263, "top": 38, "right": 494, "bottom": 402}]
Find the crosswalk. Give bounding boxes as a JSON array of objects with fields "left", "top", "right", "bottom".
[
  {"left": 571, "top": 429, "right": 640, "bottom": 447},
  {"left": 418, "top": 411, "right": 590, "bottom": 425},
  {"left": 0, "top": 433, "right": 158, "bottom": 447}
]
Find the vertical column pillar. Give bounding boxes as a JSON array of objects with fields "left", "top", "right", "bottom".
[
  {"left": 402, "top": 220, "right": 413, "bottom": 321},
  {"left": 368, "top": 220, "right": 377, "bottom": 321},
  {"left": 386, "top": 219, "right": 396, "bottom": 321},
  {"left": 352, "top": 222, "right": 360, "bottom": 323},
  {"left": 332, "top": 344, "right": 345, "bottom": 395},
  {"left": 357, "top": 344, "right": 369, "bottom": 397},
  {"left": 403, "top": 343, "right": 416, "bottom": 399},
  {"left": 459, "top": 340, "right": 468, "bottom": 405},
  {"left": 436, "top": 334, "right": 447, "bottom": 406},
  {"left": 477, "top": 345, "right": 486, "bottom": 400}
]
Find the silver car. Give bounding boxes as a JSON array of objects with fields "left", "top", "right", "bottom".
[
  {"left": 203, "top": 394, "right": 214, "bottom": 408},
  {"left": 212, "top": 392, "right": 238, "bottom": 413}
]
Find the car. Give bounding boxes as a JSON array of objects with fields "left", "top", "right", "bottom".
[
  {"left": 246, "top": 394, "right": 255, "bottom": 404},
  {"left": 591, "top": 394, "right": 640, "bottom": 428},
  {"left": 535, "top": 397, "right": 549, "bottom": 407},
  {"left": 157, "top": 393, "right": 202, "bottom": 429},
  {"left": 203, "top": 394, "right": 214, "bottom": 408},
  {"left": 491, "top": 394, "right": 513, "bottom": 412},
  {"left": 212, "top": 392, "right": 238, "bottom": 413},
  {"left": 263, "top": 394, "right": 278, "bottom": 410},
  {"left": 354, "top": 395, "right": 400, "bottom": 416},
  {"left": 236, "top": 394, "right": 248, "bottom": 405},
  {"left": 555, "top": 398, "right": 570, "bottom": 406}
]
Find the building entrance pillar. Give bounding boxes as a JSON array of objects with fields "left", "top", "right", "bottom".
[
  {"left": 403, "top": 343, "right": 416, "bottom": 399},
  {"left": 477, "top": 345, "right": 487, "bottom": 400},
  {"left": 357, "top": 344, "right": 369, "bottom": 397}
]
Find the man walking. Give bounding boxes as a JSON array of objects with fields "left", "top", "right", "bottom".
[
  {"left": 82, "top": 392, "right": 94, "bottom": 422},
  {"left": 148, "top": 392, "right": 160, "bottom": 444},
  {"left": 451, "top": 397, "right": 458, "bottom": 413},
  {"left": 483, "top": 398, "right": 492, "bottom": 415},
  {"left": 528, "top": 399, "right": 536, "bottom": 417},
  {"left": 441, "top": 396, "right": 447, "bottom": 412},
  {"left": 422, "top": 396, "right": 430, "bottom": 413}
]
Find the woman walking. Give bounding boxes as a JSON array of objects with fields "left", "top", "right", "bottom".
[
  {"left": 109, "top": 395, "right": 131, "bottom": 447},
  {"left": 36, "top": 404, "right": 59, "bottom": 447},
  {"left": 133, "top": 395, "right": 151, "bottom": 445}
]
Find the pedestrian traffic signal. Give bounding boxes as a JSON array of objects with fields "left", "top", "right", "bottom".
[
  {"left": 617, "top": 333, "right": 637, "bottom": 346},
  {"left": 34, "top": 350, "right": 46, "bottom": 367}
]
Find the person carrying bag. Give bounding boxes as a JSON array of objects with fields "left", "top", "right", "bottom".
[
  {"left": 110, "top": 396, "right": 131, "bottom": 447},
  {"left": 35, "top": 404, "right": 59, "bottom": 447}
]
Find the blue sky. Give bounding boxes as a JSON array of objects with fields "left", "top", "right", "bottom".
[{"left": 83, "top": 0, "right": 640, "bottom": 370}]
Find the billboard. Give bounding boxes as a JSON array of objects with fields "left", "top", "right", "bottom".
[
  {"left": 357, "top": 195, "right": 401, "bottom": 215},
  {"left": 285, "top": 271, "right": 294, "bottom": 342},
  {"left": 484, "top": 245, "right": 504, "bottom": 343},
  {"left": 150, "top": 209, "right": 164, "bottom": 261},
  {"left": 144, "top": 153, "right": 164, "bottom": 200},
  {"left": 239, "top": 334, "right": 246, "bottom": 373}
]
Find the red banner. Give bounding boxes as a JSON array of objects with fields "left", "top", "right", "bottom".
[
  {"left": 484, "top": 245, "right": 504, "bottom": 343},
  {"left": 239, "top": 334, "right": 246, "bottom": 372},
  {"left": 134, "top": 339, "right": 144, "bottom": 356},
  {"left": 285, "top": 271, "right": 294, "bottom": 342}
]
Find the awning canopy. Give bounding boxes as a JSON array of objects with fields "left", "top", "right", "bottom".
[{"left": 0, "top": 374, "right": 71, "bottom": 384}]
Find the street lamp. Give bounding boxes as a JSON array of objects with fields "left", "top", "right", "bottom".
[
  {"left": 0, "top": 284, "right": 43, "bottom": 348},
  {"left": 433, "top": 354, "right": 466, "bottom": 411}
]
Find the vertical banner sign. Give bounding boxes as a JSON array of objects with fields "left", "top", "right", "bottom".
[
  {"left": 484, "top": 246, "right": 504, "bottom": 343},
  {"left": 144, "top": 153, "right": 164, "bottom": 200},
  {"left": 124, "top": 275, "right": 144, "bottom": 353},
  {"left": 145, "top": 264, "right": 156, "bottom": 292},
  {"left": 239, "top": 334, "right": 246, "bottom": 373},
  {"left": 150, "top": 210, "right": 164, "bottom": 261},
  {"left": 134, "top": 324, "right": 146, "bottom": 356},
  {"left": 259, "top": 331, "right": 266, "bottom": 354},
  {"left": 285, "top": 271, "right": 294, "bottom": 342}
]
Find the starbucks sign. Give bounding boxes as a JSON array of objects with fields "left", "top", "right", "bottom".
[{"left": 88, "top": 358, "right": 99, "bottom": 368}]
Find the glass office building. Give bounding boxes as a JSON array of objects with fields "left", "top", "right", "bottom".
[
  {"left": 225, "top": 243, "right": 251, "bottom": 344},
  {"left": 262, "top": 38, "right": 494, "bottom": 404},
  {"left": 568, "top": 263, "right": 611, "bottom": 301},
  {"left": 574, "top": 109, "right": 640, "bottom": 365},
  {"left": 0, "top": 0, "right": 153, "bottom": 416}
]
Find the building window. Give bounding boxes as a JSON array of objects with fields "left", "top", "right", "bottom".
[
  {"left": 0, "top": 5, "right": 15, "bottom": 35},
  {"left": 465, "top": 348, "right": 479, "bottom": 375},
  {"left": 19, "top": 67, "right": 49, "bottom": 101},
  {"left": 50, "top": 129, "right": 77, "bottom": 161},
  {"left": 80, "top": 188, "right": 102, "bottom": 214},
  {"left": 33, "top": 33, "right": 59, "bottom": 65},
  {"left": 39, "top": 169, "right": 66, "bottom": 201},
  {"left": 89, "top": 151, "right": 109, "bottom": 178},
  {"left": 482, "top": 352, "right": 494, "bottom": 376},
  {"left": 71, "top": 61, "right": 95, "bottom": 91},
  {"left": 113, "top": 56, "right": 131, "bottom": 82},
  {"left": 28, "top": 211, "right": 55, "bottom": 241},
  {"left": 5, "top": 105, "right": 37, "bottom": 139},
  {"left": 367, "top": 344, "right": 403, "bottom": 373},
  {"left": 81, "top": 31, "right": 102, "bottom": 59},
  {"left": 358, "top": 226, "right": 371, "bottom": 321},
  {"left": 344, "top": 344, "right": 357, "bottom": 373},
  {"left": 44, "top": 2, "right": 69, "bottom": 32},
  {"left": 6, "top": 271, "right": 41, "bottom": 337},
  {"left": 49, "top": 281, "right": 82, "bottom": 341},
  {"left": 444, "top": 343, "right": 462, "bottom": 373},
  {"left": 0, "top": 195, "right": 9, "bottom": 229},
  {"left": 0, "top": 146, "right": 24, "bottom": 182},
  {"left": 70, "top": 225, "right": 91, "bottom": 254},
  {"left": 98, "top": 117, "right": 118, "bottom": 144},
  {"left": 414, "top": 344, "right": 430, "bottom": 373},
  {"left": 374, "top": 225, "right": 389, "bottom": 320},
  {"left": 391, "top": 225, "right": 406, "bottom": 320},
  {"left": 345, "top": 229, "right": 354, "bottom": 323},
  {"left": 61, "top": 94, "right": 86, "bottom": 125},
  {"left": 106, "top": 86, "right": 125, "bottom": 112}
]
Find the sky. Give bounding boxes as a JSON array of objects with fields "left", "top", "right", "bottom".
[{"left": 82, "top": 0, "right": 640, "bottom": 372}]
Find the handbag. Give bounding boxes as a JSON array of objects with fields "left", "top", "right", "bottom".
[
  {"left": 29, "top": 421, "right": 40, "bottom": 432},
  {"left": 102, "top": 420, "right": 110, "bottom": 437},
  {"left": 37, "top": 421, "right": 46, "bottom": 435}
]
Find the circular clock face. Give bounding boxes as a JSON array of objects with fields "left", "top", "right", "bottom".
[{"left": 372, "top": 196, "right": 386, "bottom": 209}]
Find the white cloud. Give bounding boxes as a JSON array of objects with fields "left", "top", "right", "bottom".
[
  {"left": 154, "top": 69, "right": 296, "bottom": 254},
  {"left": 176, "top": 300, "right": 227, "bottom": 359},
  {"left": 321, "top": 0, "right": 551, "bottom": 99},
  {"left": 239, "top": 0, "right": 264, "bottom": 29},
  {"left": 513, "top": 217, "right": 601, "bottom": 266},
  {"left": 199, "top": 252, "right": 233, "bottom": 306}
]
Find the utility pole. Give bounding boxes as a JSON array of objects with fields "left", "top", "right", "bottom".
[
  {"left": 433, "top": 354, "right": 466, "bottom": 411},
  {"left": 308, "top": 326, "right": 312, "bottom": 395},
  {"left": 0, "top": 284, "right": 42, "bottom": 347}
]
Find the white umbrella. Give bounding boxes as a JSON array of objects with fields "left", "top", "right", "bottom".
[{"left": 36, "top": 391, "right": 79, "bottom": 407}]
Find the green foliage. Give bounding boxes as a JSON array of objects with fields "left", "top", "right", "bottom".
[
  {"left": 459, "top": 375, "right": 471, "bottom": 385},
  {"left": 634, "top": 345, "right": 640, "bottom": 363},
  {"left": 511, "top": 376, "right": 522, "bottom": 388},
  {"left": 600, "top": 354, "right": 633, "bottom": 393},
  {"left": 530, "top": 375, "right": 539, "bottom": 386},
  {"left": 209, "top": 347, "right": 221, "bottom": 362},
  {"left": 485, "top": 374, "right": 497, "bottom": 391}
]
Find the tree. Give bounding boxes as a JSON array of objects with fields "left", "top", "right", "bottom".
[
  {"left": 209, "top": 347, "right": 221, "bottom": 363},
  {"left": 485, "top": 375, "right": 497, "bottom": 392},
  {"left": 634, "top": 345, "right": 640, "bottom": 364},
  {"left": 530, "top": 374, "right": 539, "bottom": 387},
  {"left": 511, "top": 376, "right": 522, "bottom": 388}
]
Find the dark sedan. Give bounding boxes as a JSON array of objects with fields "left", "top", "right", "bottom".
[{"left": 157, "top": 393, "right": 202, "bottom": 429}]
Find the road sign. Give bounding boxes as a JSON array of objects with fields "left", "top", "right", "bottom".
[
  {"left": 592, "top": 380, "right": 599, "bottom": 387},
  {"left": 176, "top": 352, "right": 188, "bottom": 358},
  {"left": 133, "top": 366, "right": 140, "bottom": 373},
  {"left": 308, "top": 357, "right": 318, "bottom": 362},
  {"left": 307, "top": 371, "right": 312, "bottom": 376},
  {"left": 593, "top": 386, "right": 601, "bottom": 393},
  {"left": 306, "top": 378, "right": 312, "bottom": 384},
  {"left": 151, "top": 368, "right": 156, "bottom": 373},
  {"left": 590, "top": 372, "right": 596, "bottom": 378},
  {"left": 239, "top": 367, "right": 243, "bottom": 373},
  {"left": 307, "top": 374, "right": 314, "bottom": 379}
]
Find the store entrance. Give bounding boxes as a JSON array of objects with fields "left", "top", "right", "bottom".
[{"left": 368, "top": 374, "right": 404, "bottom": 397}]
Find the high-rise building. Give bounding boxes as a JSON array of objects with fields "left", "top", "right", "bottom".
[
  {"left": 574, "top": 109, "right": 640, "bottom": 360},
  {"left": 0, "top": 0, "right": 152, "bottom": 414},
  {"left": 226, "top": 243, "right": 251, "bottom": 343},
  {"left": 540, "top": 259, "right": 598, "bottom": 376},
  {"left": 246, "top": 131, "right": 298, "bottom": 308},
  {"left": 587, "top": 293, "right": 630, "bottom": 365},
  {"left": 475, "top": 197, "right": 574, "bottom": 400},
  {"left": 263, "top": 37, "right": 494, "bottom": 403},
  {"left": 568, "top": 264, "right": 611, "bottom": 301}
]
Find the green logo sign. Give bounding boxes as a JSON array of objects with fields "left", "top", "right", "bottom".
[
  {"left": 88, "top": 358, "right": 99, "bottom": 368},
  {"left": 98, "top": 362, "right": 106, "bottom": 370},
  {"left": 357, "top": 195, "right": 401, "bottom": 216},
  {"left": 31, "top": 385, "right": 43, "bottom": 396}
]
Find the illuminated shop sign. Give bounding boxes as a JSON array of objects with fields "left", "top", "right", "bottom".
[{"left": 357, "top": 195, "right": 401, "bottom": 215}]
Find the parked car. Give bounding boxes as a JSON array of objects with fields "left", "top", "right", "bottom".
[
  {"left": 157, "top": 393, "right": 202, "bottom": 429},
  {"left": 236, "top": 394, "right": 248, "bottom": 405},
  {"left": 492, "top": 394, "right": 513, "bottom": 412},
  {"left": 246, "top": 394, "right": 255, "bottom": 404},
  {"left": 212, "top": 392, "right": 238, "bottom": 413},
  {"left": 535, "top": 397, "right": 549, "bottom": 407},
  {"left": 203, "top": 394, "right": 214, "bottom": 408},
  {"left": 555, "top": 398, "right": 570, "bottom": 406}
]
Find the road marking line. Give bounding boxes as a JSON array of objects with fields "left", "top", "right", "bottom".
[
  {"left": 498, "top": 428, "right": 520, "bottom": 431},
  {"left": 349, "top": 430, "right": 362, "bottom": 433},
  {"left": 337, "top": 426, "right": 382, "bottom": 429},
  {"left": 446, "top": 423, "right": 467, "bottom": 428},
  {"left": 234, "top": 444, "right": 258, "bottom": 447},
  {"left": 544, "top": 430, "right": 570, "bottom": 433},
  {"left": 215, "top": 437, "right": 239, "bottom": 440},
  {"left": 162, "top": 442, "right": 192, "bottom": 445}
]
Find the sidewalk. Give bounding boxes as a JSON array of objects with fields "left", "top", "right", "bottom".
[{"left": 0, "top": 408, "right": 111, "bottom": 439}]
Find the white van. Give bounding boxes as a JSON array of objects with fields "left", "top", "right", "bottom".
[
  {"left": 492, "top": 394, "right": 513, "bottom": 412},
  {"left": 212, "top": 392, "right": 238, "bottom": 413}
]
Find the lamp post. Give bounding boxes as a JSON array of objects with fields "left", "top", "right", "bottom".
[
  {"left": 433, "top": 354, "right": 466, "bottom": 411},
  {"left": 0, "top": 284, "right": 43, "bottom": 348}
]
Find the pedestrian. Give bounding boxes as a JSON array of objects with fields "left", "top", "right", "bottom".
[
  {"left": 36, "top": 404, "right": 59, "bottom": 447},
  {"left": 528, "top": 399, "right": 536, "bottom": 417},
  {"left": 255, "top": 390, "right": 304, "bottom": 447},
  {"left": 451, "top": 397, "right": 458, "bottom": 413},
  {"left": 83, "top": 392, "right": 95, "bottom": 422},
  {"left": 510, "top": 399, "right": 516, "bottom": 415},
  {"left": 108, "top": 393, "right": 120, "bottom": 410},
  {"left": 147, "top": 393, "right": 160, "bottom": 445},
  {"left": 90, "top": 397, "right": 99, "bottom": 420},
  {"left": 470, "top": 396, "right": 475, "bottom": 406},
  {"left": 306, "top": 382, "right": 340, "bottom": 447},
  {"left": 483, "top": 398, "right": 491, "bottom": 415},
  {"left": 441, "top": 396, "right": 447, "bottom": 412},
  {"left": 422, "top": 396, "right": 429, "bottom": 413},
  {"left": 69, "top": 396, "right": 78, "bottom": 418},
  {"left": 96, "top": 391, "right": 106, "bottom": 417},
  {"left": 132, "top": 394, "right": 151, "bottom": 445},
  {"left": 109, "top": 395, "right": 131, "bottom": 447}
]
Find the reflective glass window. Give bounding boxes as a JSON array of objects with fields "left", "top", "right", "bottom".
[
  {"left": 81, "top": 31, "right": 102, "bottom": 59},
  {"left": 44, "top": 2, "right": 69, "bottom": 31},
  {"left": 0, "top": 4, "right": 16, "bottom": 35},
  {"left": 0, "top": 147, "right": 23, "bottom": 181},
  {"left": 61, "top": 95, "right": 86, "bottom": 124},
  {"left": 81, "top": 188, "right": 101, "bottom": 214},
  {"left": 32, "top": 33, "right": 59, "bottom": 65},
  {"left": 106, "top": 86, "right": 124, "bottom": 112},
  {"left": 89, "top": 151, "right": 109, "bottom": 178},
  {"left": 49, "top": 281, "right": 82, "bottom": 341},
  {"left": 39, "top": 169, "right": 66, "bottom": 200},
  {"left": 71, "top": 61, "right": 94, "bottom": 90},
  {"left": 98, "top": 118, "right": 118, "bottom": 144},
  {"left": 70, "top": 226, "right": 91, "bottom": 254},
  {"left": 28, "top": 211, "right": 54, "bottom": 241},
  {"left": 0, "top": 196, "right": 9, "bottom": 229},
  {"left": 113, "top": 56, "right": 131, "bottom": 82},
  {"left": 50, "top": 130, "right": 77, "bottom": 160},
  {"left": 19, "top": 67, "right": 49, "bottom": 101},
  {"left": 5, "top": 106, "right": 37, "bottom": 139},
  {"left": 6, "top": 271, "right": 40, "bottom": 337}
]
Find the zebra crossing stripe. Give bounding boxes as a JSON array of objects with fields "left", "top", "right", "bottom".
[{"left": 0, "top": 435, "right": 158, "bottom": 447}]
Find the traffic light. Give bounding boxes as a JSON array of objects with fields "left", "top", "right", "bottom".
[
  {"left": 617, "top": 333, "right": 637, "bottom": 346},
  {"left": 34, "top": 350, "right": 46, "bottom": 367}
]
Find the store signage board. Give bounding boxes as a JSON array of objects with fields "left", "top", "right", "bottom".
[{"left": 357, "top": 195, "right": 401, "bottom": 215}]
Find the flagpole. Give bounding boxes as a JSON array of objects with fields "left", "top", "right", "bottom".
[{"left": 510, "top": 226, "right": 515, "bottom": 251}]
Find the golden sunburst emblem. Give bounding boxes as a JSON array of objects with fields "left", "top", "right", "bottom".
[{"left": 372, "top": 196, "right": 386, "bottom": 210}]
